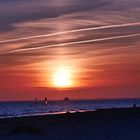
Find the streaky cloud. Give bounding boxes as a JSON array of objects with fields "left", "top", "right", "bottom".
[
  {"left": 3, "top": 33, "right": 140, "bottom": 54},
  {"left": 0, "top": 22, "right": 139, "bottom": 44}
]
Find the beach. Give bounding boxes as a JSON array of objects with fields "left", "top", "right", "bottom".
[{"left": 0, "top": 107, "right": 140, "bottom": 140}]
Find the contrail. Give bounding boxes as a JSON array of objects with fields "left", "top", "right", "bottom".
[
  {"left": 5, "top": 33, "right": 140, "bottom": 54},
  {"left": 0, "top": 22, "right": 140, "bottom": 43}
]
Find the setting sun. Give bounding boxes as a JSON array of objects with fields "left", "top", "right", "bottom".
[{"left": 52, "top": 67, "right": 73, "bottom": 88}]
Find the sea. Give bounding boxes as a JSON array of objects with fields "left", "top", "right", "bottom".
[{"left": 0, "top": 99, "right": 140, "bottom": 118}]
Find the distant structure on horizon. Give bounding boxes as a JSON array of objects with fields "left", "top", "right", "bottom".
[
  {"left": 63, "top": 97, "right": 70, "bottom": 102},
  {"left": 44, "top": 97, "right": 48, "bottom": 105},
  {"left": 35, "top": 97, "right": 38, "bottom": 104}
]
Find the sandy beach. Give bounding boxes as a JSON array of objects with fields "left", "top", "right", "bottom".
[{"left": 0, "top": 107, "right": 140, "bottom": 140}]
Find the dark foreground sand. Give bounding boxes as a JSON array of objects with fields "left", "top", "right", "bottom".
[{"left": 0, "top": 108, "right": 140, "bottom": 140}]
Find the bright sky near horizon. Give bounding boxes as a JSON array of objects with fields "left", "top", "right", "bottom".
[{"left": 0, "top": 0, "right": 140, "bottom": 101}]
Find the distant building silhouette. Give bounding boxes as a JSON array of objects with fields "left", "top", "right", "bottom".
[
  {"left": 35, "top": 97, "right": 38, "bottom": 104},
  {"left": 44, "top": 97, "right": 48, "bottom": 105},
  {"left": 63, "top": 97, "right": 70, "bottom": 102}
]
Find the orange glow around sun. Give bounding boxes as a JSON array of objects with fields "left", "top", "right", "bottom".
[{"left": 52, "top": 66, "right": 73, "bottom": 88}]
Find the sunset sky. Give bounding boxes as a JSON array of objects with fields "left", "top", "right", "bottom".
[{"left": 0, "top": 0, "right": 140, "bottom": 101}]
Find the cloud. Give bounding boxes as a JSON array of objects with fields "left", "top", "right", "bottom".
[
  {"left": 1, "top": 33, "right": 139, "bottom": 54},
  {"left": 0, "top": 22, "right": 139, "bottom": 44},
  {"left": 0, "top": 0, "right": 110, "bottom": 32},
  {"left": 0, "top": 0, "right": 140, "bottom": 92}
]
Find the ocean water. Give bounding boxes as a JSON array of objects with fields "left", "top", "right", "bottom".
[{"left": 0, "top": 99, "right": 140, "bottom": 118}]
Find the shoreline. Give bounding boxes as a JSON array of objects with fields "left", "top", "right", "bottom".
[
  {"left": 0, "top": 109, "right": 95, "bottom": 119},
  {"left": 0, "top": 105, "right": 138, "bottom": 119},
  {"left": 0, "top": 106, "right": 137, "bottom": 119}
]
